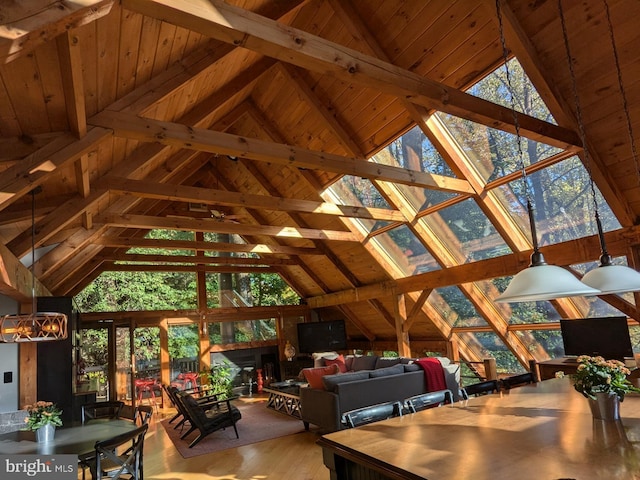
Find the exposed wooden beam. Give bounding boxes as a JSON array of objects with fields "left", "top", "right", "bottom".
[
  {"left": 122, "top": 0, "right": 581, "bottom": 150},
  {"left": 103, "top": 176, "right": 405, "bottom": 222},
  {"left": 98, "top": 213, "right": 359, "bottom": 242},
  {"left": 0, "top": 0, "right": 115, "bottom": 63},
  {"left": 102, "top": 252, "right": 297, "bottom": 266},
  {"left": 89, "top": 110, "right": 475, "bottom": 194},
  {"left": 107, "top": 264, "right": 275, "bottom": 274},
  {"left": 94, "top": 236, "right": 322, "bottom": 256},
  {"left": 307, "top": 224, "right": 640, "bottom": 308}
]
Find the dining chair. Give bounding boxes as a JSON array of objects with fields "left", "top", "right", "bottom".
[
  {"left": 500, "top": 372, "right": 536, "bottom": 390},
  {"left": 133, "top": 405, "right": 154, "bottom": 425},
  {"left": 177, "top": 392, "right": 242, "bottom": 448},
  {"left": 341, "top": 401, "right": 403, "bottom": 428},
  {"left": 460, "top": 379, "right": 500, "bottom": 399},
  {"left": 404, "top": 389, "right": 453, "bottom": 413},
  {"left": 86, "top": 423, "right": 148, "bottom": 480},
  {"left": 82, "top": 401, "right": 125, "bottom": 424}
]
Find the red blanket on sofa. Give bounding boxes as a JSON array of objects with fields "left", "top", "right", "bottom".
[{"left": 414, "top": 358, "right": 447, "bottom": 392}]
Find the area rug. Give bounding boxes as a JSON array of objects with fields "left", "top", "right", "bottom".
[{"left": 161, "top": 397, "right": 307, "bottom": 458}]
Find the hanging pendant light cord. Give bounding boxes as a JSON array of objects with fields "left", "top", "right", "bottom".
[
  {"left": 496, "top": 0, "right": 544, "bottom": 265},
  {"left": 30, "top": 189, "right": 37, "bottom": 317},
  {"left": 558, "top": 0, "right": 611, "bottom": 265}
]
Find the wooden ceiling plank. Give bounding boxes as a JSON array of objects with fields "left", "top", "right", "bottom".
[
  {"left": 121, "top": 0, "right": 580, "bottom": 150},
  {"left": 106, "top": 264, "right": 275, "bottom": 274},
  {"left": 89, "top": 110, "right": 474, "bottom": 193}
]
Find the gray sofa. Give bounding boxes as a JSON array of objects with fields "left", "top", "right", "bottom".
[{"left": 300, "top": 356, "right": 460, "bottom": 432}]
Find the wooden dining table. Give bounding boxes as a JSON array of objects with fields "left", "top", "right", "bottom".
[
  {"left": 0, "top": 419, "right": 138, "bottom": 456},
  {"left": 317, "top": 378, "right": 640, "bottom": 480}
]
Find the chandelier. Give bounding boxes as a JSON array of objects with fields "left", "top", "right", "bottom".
[{"left": 0, "top": 188, "right": 68, "bottom": 342}]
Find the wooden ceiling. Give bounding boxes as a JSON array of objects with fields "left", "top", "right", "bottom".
[{"left": 2, "top": 0, "right": 640, "bottom": 367}]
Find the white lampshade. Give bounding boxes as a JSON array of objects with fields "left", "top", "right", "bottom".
[
  {"left": 581, "top": 264, "right": 640, "bottom": 295},
  {"left": 495, "top": 264, "right": 601, "bottom": 303}
]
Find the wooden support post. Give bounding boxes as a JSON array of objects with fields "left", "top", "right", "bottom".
[
  {"left": 484, "top": 358, "right": 498, "bottom": 380},
  {"left": 393, "top": 293, "right": 411, "bottom": 358}
]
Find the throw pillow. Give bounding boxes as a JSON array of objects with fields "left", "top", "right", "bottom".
[
  {"left": 302, "top": 364, "right": 339, "bottom": 389},
  {"left": 369, "top": 364, "right": 405, "bottom": 378},
  {"left": 403, "top": 363, "right": 421, "bottom": 372},
  {"left": 324, "top": 354, "right": 347, "bottom": 373},
  {"left": 351, "top": 355, "right": 378, "bottom": 371},
  {"left": 312, "top": 351, "right": 340, "bottom": 368}
]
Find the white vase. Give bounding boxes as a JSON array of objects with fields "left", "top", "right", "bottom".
[{"left": 36, "top": 424, "right": 56, "bottom": 443}]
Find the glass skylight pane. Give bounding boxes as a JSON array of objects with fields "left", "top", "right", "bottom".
[
  {"left": 514, "top": 330, "right": 565, "bottom": 360},
  {"left": 467, "top": 58, "right": 556, "bottom": 124},
  {"left": 426, "top": 198, "right": 512, "bottom": 262},
  {"left": 431, "top": 286, "right": 488, "bottom": 327},
  {"left": 457, "top": 331, "right": 526, "bottom": 375},
  {"left": 500, "top": 156, "right": 621, "bottom": 246},
  {"left": 326, "top": 175, "right": 391, "bottom": 208},
  {"left": 436, "top": 113, "right": 562, "bottom": 183},
  {"left": 372, "top": 126, "right": 455, "bottom": 175},
  {"left": 370, "top": 224, "right": 439, "bottom": 276},
  {"left": 396, "top": 184, "right": 459, "bottom": 214}
]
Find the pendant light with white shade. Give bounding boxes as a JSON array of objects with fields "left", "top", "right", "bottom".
[
  {"left": 558, "top": 0, "right": 640, "bottom": 295},
  {"left": 493, "top": 0, "right": 600, "bottom": 303}
]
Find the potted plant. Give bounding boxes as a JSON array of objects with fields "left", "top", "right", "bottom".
[
  {"left": 201, "top": 361, "right": 234, "bottom": 399},
  {"left": 571, "top": 355, "right": 640, "bottom": 421},
  {"left": 23, "top": 401, "right": 63, "bottom": 442}
]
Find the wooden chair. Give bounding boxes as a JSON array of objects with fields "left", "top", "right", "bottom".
[
  {"left": 460, "top": 379, "right": 500, "bottom": 399},
  {"left": 500, "top": 372, "right": 536, "bottom": 390},
  {"left": 177, "top": 393, "right": 242, "bottom": 448},
  {"left": 85, "top": 423, "right": 148, "bottom": 480},
  {"left": 341, "top": 401, "right": 403, "bottom": 428},
  {"left": 82, "top": 401, "right": 125, "bottom": 424},
  {"left": 134, "top": 405, "right": 154, "bottom": 425},
  {"left": 404, "top": 389, "right": 453, "bottom": 413}
]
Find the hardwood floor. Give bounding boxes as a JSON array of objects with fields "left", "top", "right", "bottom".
[{"left": 87, "top": 399, "right": 328, "bottom": 479}]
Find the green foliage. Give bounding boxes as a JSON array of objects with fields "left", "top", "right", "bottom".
[
  {"left": 571, "top": 356, "right": 640, "bottom": 401},
  {"left": 201, "top": 361, "right": 234, "bottom": 399},
  {"left": 168, "top": 325, "right": 199, "bottom": 359},
  {"left": 23, "top": 401, "right": 63, "bottom": 430}
]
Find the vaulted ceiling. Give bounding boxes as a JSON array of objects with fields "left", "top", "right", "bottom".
[{"left": 2, "top": 0, "right": 640, "bottom": 370}]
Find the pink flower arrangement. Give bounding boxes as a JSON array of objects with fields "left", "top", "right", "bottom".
[
  {"left": 23, "top": 401, "right": 63, "bottom": 431},
  {"left": 572, "top": 355, "right": 640, "bottom": 401}
]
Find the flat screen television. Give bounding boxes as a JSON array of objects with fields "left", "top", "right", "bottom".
[
  {"left": 560, "top": 316, "right": 633, "bottom": 360},
  {"left": 297, "top": 320, "right": 347, "bottom": 354}
]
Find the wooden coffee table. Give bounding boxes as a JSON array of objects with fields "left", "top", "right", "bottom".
[{"left": 263, "top": 381, "right": 307, "bottom": 419}]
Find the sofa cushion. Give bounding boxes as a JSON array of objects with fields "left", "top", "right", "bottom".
[
  {"left": 375, "top": 357, "right": 401, "bottom": 369},
  {"left": 312, "top": 351, "right": 340, "bottom": 368},
  {"left": 369, "top": 364, "right": 405, "bottom": 378},
  {"left": 302, "top": 364, "right": 340, "bottom": 389},
  {"left": 400, "top": 357, "right": 416, "bottom": 364},
  {"left": 351, "top": 355, "right": 378, "bottom": 371},
  {"left": 322, "top": 371, "right": 370, "bottom": 392},
  {"left": 324, "top": 355, "right": 347, "bottom": 373},
  {"left": 403, "top": 363, "right": 421, "bottom": 372}
]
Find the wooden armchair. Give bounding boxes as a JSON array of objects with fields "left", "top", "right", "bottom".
[{"left": 176, "top": 392, "right": 242, "bottom": 448}]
